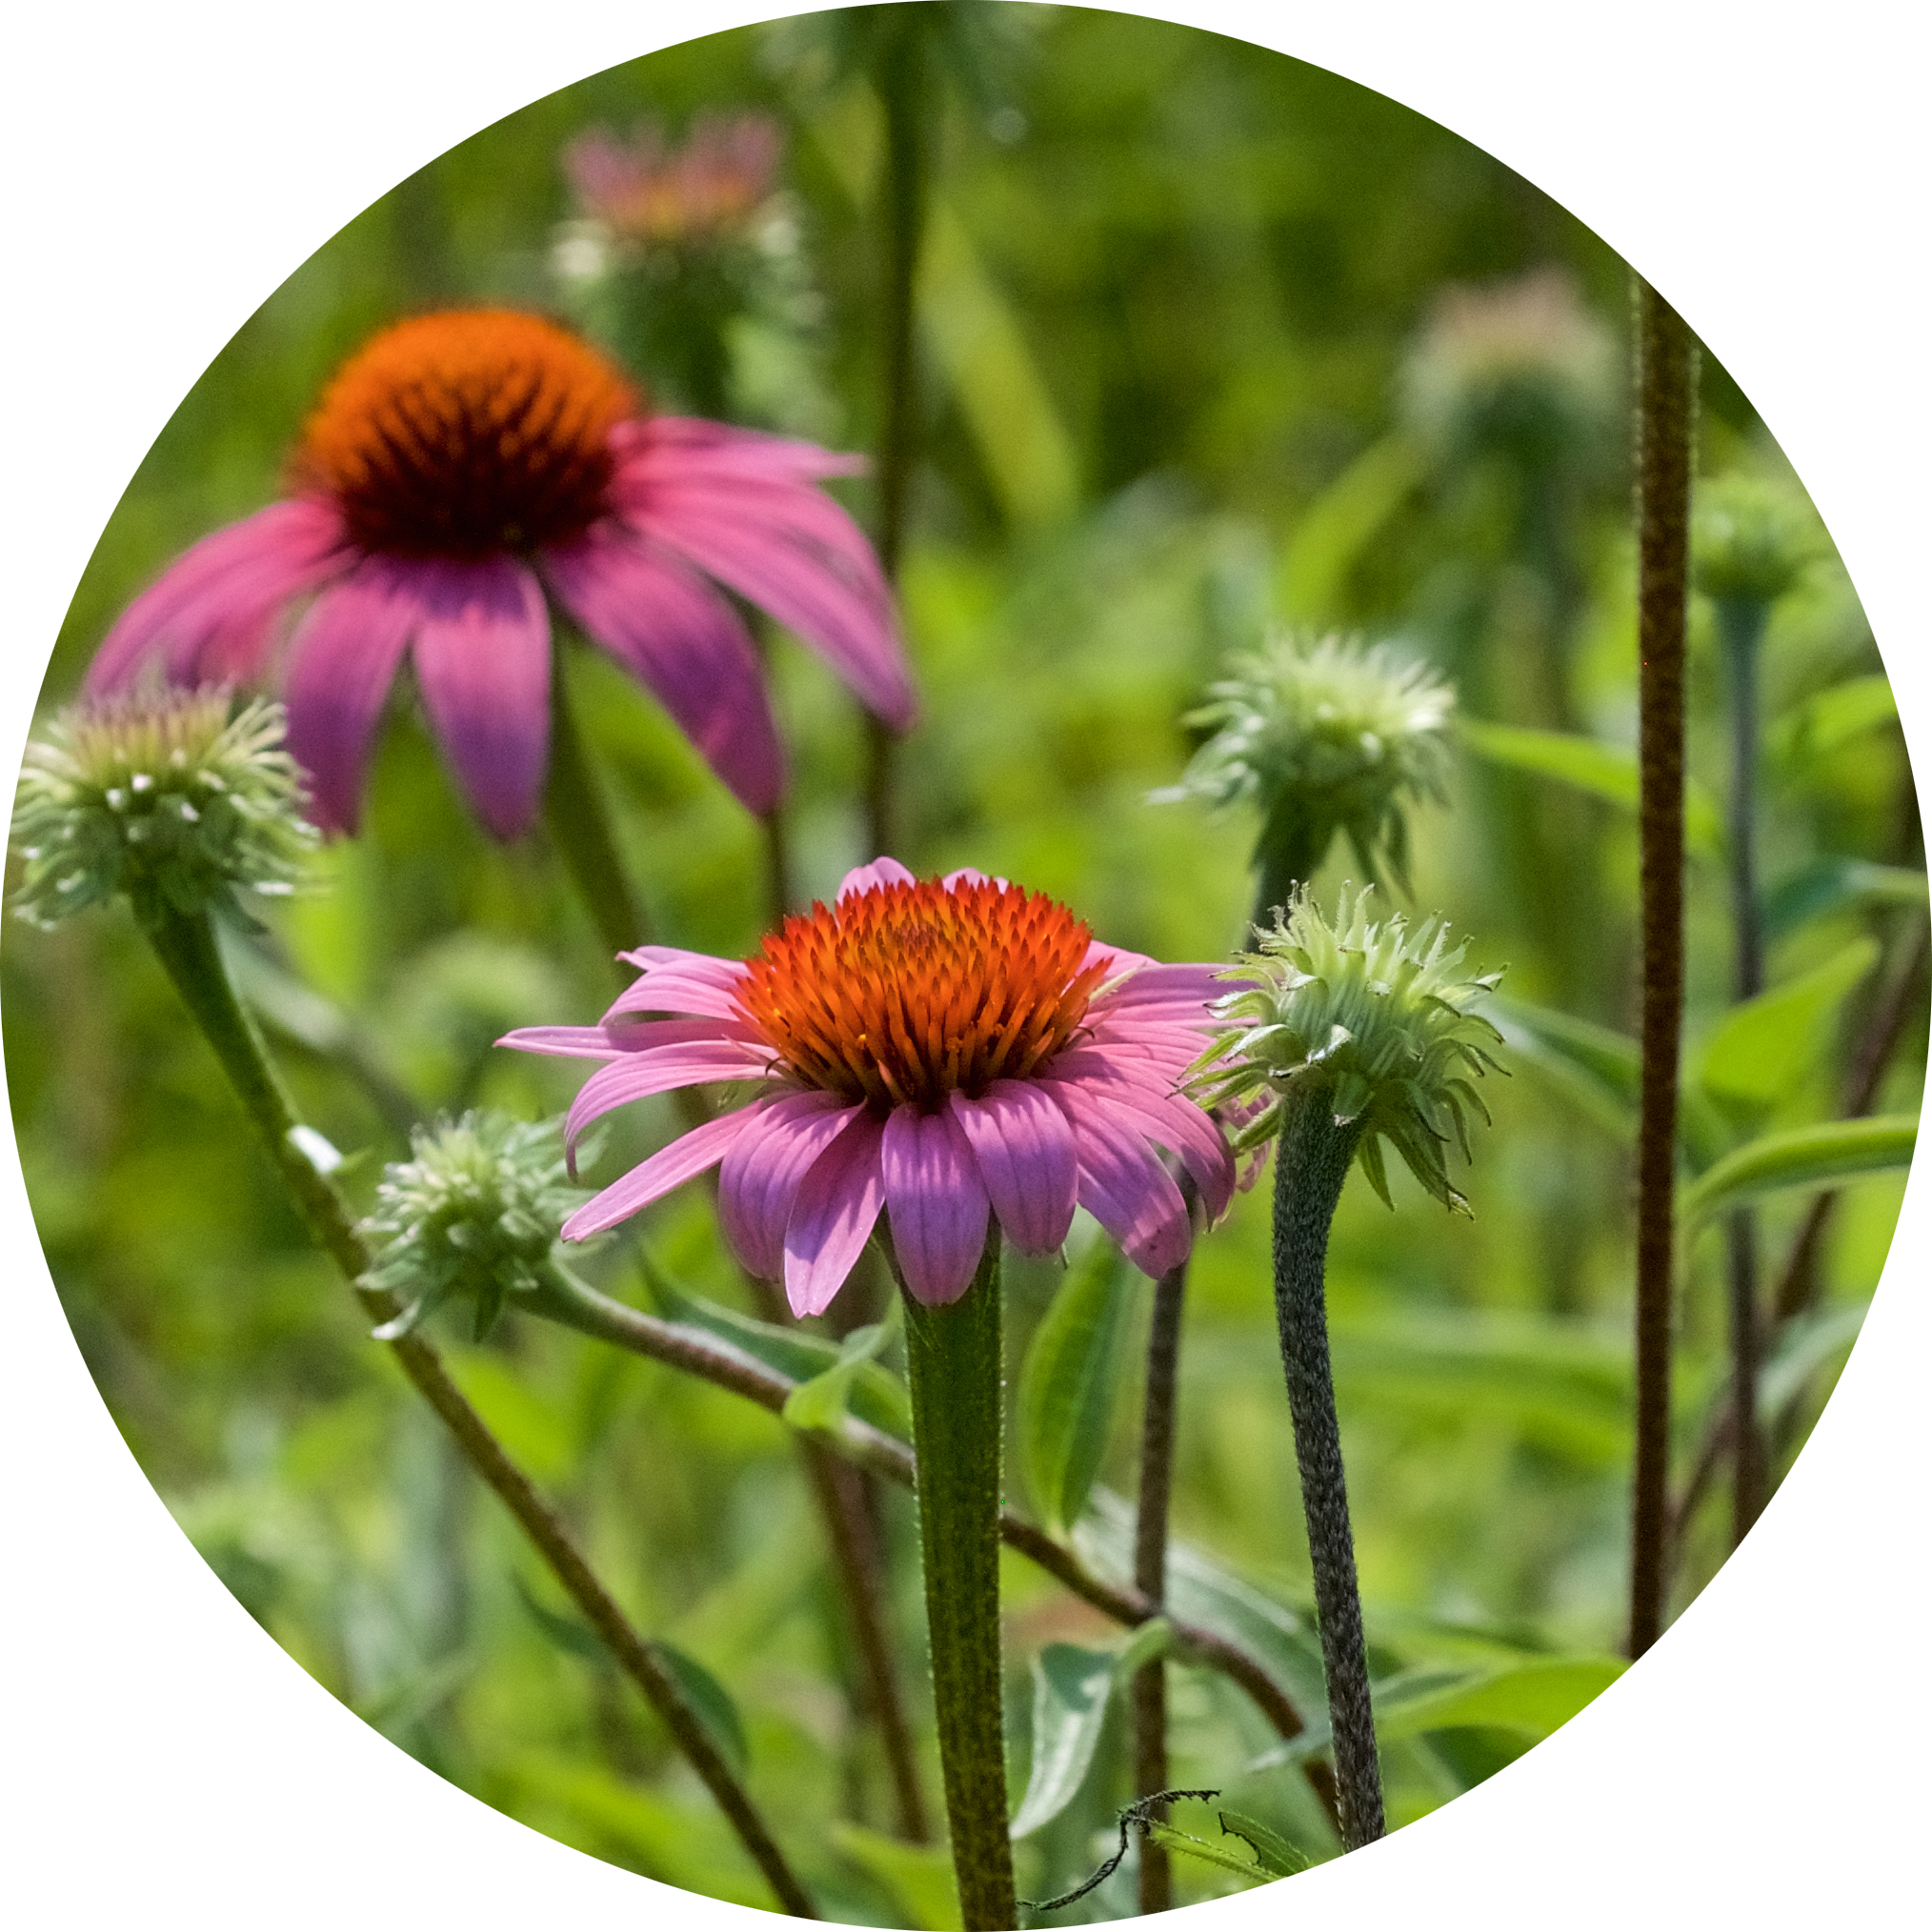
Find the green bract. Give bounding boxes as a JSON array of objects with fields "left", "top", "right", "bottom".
[
  {"left": 10, "top": 687, "right": 315, "bottom": 928},
  {"left": 1192, "top": 885, "right": 1505, "bottom": 1213},
  {"left": 1692, "top": 472, "right": 1824, "bottom": 607},
  {"left": 361, "top": 1113, "right": 587, "bottom": 1341},
  {"left": 1162, "top": 631, "right": 1454, "bottom": 896}
]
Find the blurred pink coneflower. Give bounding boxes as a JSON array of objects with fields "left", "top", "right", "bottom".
[{"left": 564, "top": 112, "right": 784, "bottom": 251}]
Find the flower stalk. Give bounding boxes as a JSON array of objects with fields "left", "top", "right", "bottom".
[
  {"left": 900, "top": 1238, "right": 1017, "bottom": 1930},
  {"left": 543, "top": 644, "right": 652, "bottom": 955}
]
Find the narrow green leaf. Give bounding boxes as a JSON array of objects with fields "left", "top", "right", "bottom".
[
  {"left": 1010, "top": 1643, "right": 1117, "bottom": 1840},
  {"left": 1771, "top": 674, "right": 1900, "bottom": 766},
  {"left": 1700, "top": 936, "right": 1880, "bottom": 1113},
  {"left": 1372, "top": 1656, "right": 1625, "bottom": 1741},
  {"left": 1116, "top": 1615, "right": 1175, "bottom": 1680},
  {"left": 654, "top": 1641, "right": 752, "bottom": 1782},
  {"left": 1017, "top": 1236, "right": 1136, "bottom": 1536},
  {"left": 1461, "top": 720, "right": 1723, "bottom": 859},
  {"left": 1762, "top": 857, "right": 1927, "bottom": 941},
  {"left": 831, "top": 1822, "right": 963, "bottom": 1932},
  {"left": 1761, "top": 1299, "right": 1869, "bottom": 1417},
  {"left": 1680, "top": 1115, "right": 1918, "bottom": 1229},
  {"left": 1277, "top": 433, "right": 1426, "bottom": 622},
  {"left": 513, "top": 1573, "right": 608, "bottom": 1662},
  {"left": 781, "top": 1310, "right": 909, "bottom": 1438},
  {"left": 1143, "top": 1821, "right": 1270, "bottom": 1884},
  {"left": 1216, "top": 1809, "right": 1311, "bottom": 1879}
]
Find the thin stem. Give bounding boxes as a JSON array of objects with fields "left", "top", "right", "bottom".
[
  {"left": 1719, "top": 595, "right": 1770, "bottom": 1544},
  {"left": 864, "top": 5, "right": 929, "bottom": 859},
  {"left": 133, "top": 903, "right": 816, "bottom": 1919},
  {"left": 1271, "top": 1087, "right": 1382, "bottom": 1851},
  {"left": 530, "top": 1257, "right": 1341, "bottom": 1824},
  {"left": 543, "top": 644, "right": 651, "bottom": 956},
  {"left": 1131, "top": 1173, "right": 1197, "bottom": 1914},
  {"left": 1627, "top": 281, "right": 1696, "bottom": 1662},
  {"left": 761, "top": 808, "right": 797, "bottom": 933},
  {"left": 901, "top": 1246, "right": 1017, "bottom": 1930}
]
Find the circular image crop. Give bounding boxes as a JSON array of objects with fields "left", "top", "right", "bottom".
[{"left": 7, "top": 8, "right": 1922, "bottom": 1923}]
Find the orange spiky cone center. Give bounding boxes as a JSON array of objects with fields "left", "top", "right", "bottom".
[
  {"left": 293, "top": 310, "right": 637, "bottom": 560},
  {"left": 735, "top": 876, "right": 1110, "bottom": 1112}
]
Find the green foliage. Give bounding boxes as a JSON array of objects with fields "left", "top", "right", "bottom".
[
  {"left": 1699, "top": 937, "right": 1880, "bottom": 1117},
  {"left": 1680, "top": 1116, "right": 1918, "bottom": 1231},
  {"left": 1010, "top": 1643, "right": 1117, "bottom": 1839}
]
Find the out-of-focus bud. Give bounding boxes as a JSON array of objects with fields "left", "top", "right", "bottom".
[{"left": 1692, "top": 472, "right": 1825, "bottom": 609}]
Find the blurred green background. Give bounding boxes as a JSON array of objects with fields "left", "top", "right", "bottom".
[{"left": 5, "top": 6, "right": 1922, "bottom": 1922}]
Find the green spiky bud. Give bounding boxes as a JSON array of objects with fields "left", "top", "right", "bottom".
[
  {"left": 1191, "top": 884, "right": 1505, "bottom": 1214},
  {"left": 10, "top": 687, "right": 315, "bottom": 930},
  {"left": 360, "top": 1113, "right": 588, "bottom": 1341},
  {"left": 1692, "top": 472, "right": 1824, "bottom": 608},
  {"left": 1161, "top": 631, "right": 1455, "bottom": 912},
  {"left": 1399, "top": 267, "right": 1620, "bottom": 476}
]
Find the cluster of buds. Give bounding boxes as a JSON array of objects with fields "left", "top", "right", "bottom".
[
  {"left": 10, "top": 686, "right": 315, "bottom": 929},
  {"left": 1191, "top": 884, "right": 1504, "bottom": 1213},
  {"left": 1399, "top": 267, "right": 1620, "bottom": 478},
  {"left": 361, "top": 1113, "right": 586, "bottom": 1342},
  {"left": 1692, "top": 471, "right": 1825, "bottom": 609},
  {"left": 1162, "top": 630, "right": 1455, "bottom": 910}
]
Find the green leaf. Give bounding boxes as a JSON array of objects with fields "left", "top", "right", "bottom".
[
  {"left": 831, "top": 1821, "right": 962, "bottom": 1932},
  {"left": 781, "top": 1309, "right": 910, "bottom": 1438},
  {"left": 1215, "top": 1809, "right": 1311, "bottom": 1879},
  {"left": 1017, "top": 1236, "right": 1137, "bottom": 1536},
  {"left": 1763, "top": 857, "right": 1927, "bottom": 941},
  {"left": 1143, "top": 1821, "right": 1271, "bottom": 1885},
  {"left": 654, "top": 1641, "right": 752, "bottom": 1783},
  {"left": 513, "top": 1574, "right": 608, "bottom": 1662},
  {"left": 1373, "top": 1655, "right": 1625, "bottom": 1741},
  {"left": 1761, "top": 1298, "right": 1869, "bottom": 1417},
  {"left": 1700, "top": 937, "right": 1880, "bottom": 1113},
  {"left": 1461, "top": 720, "right": 1723, "bottom": 860},
  {"left": 1277, "top": 433, "right": 1427, "bottom": 622},
  {"left": 1010, "top": 1643, "right": 1118, "bottom": 1839},
  {"left": 1680, "top": 1115, "right": 1918, "bottom": 1230},
  {"left": 1771, "top": 674, "right": 1900, "bottom": 766},
  {"left": 1116, "top": 1614, "right": 1175, "bottom": 1680}
]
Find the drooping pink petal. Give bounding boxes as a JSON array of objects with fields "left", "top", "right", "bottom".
[
  {"left": 1049, "top": 1090, "right": 1193, "bottom": 1279},
  {"left": 281, "top": 555, "right": 424, "bottom": 833},
  {"left": 500, "top": 1016, "right": 757, "bottom": 1059},
  {"left": 85, "top": 498, "right": 352, "bottom": 694},
  {"left": 783, "top": 1112, "right": 887, "bottom": 1317},
  {"left": 563, "top": 1040, "right": 776, "bottom": 1159},
  {"left": 1046, "top": 1061, "right": 1235, "bottom": 1223},
  {"left": 409, "top": 557, "right": 553, "bottom": 841},
  {"left": 836, "top": 856, "right": 916, "bottom": 901},
  {"left": 561, "top": 1109, "right": 757, "bottom": 1241},
  {"left": 606, "top": 957, "right": 755, "bottom": 1023},
  {"left": 622, "top": 473, "right": 916, "bottom": 731},
  {"left": 882, "top": 1106, "right": 991, "bottom": 1306},
  {"left": 718, "top": 1089, "right": 866, "bottom": 1280},
  {"left": 612, "top": 416, "right": 866, "bottom": 486},
  {"left": 543, "top": 525, "right": 786, "bottom": 814},
  {"left": 498, "top": 1024, "right": 621, "bottom": 1060},
  {"left": 1092, "top": 961, "right": 1227, "bottom": 1013},
  {"left": 947, "top": 1081, "right": 1078, "bottom": 1257}
]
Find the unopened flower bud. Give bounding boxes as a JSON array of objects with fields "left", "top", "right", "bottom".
[
  {"left": 10, "top": 687, "right": 315, "bottom": 929},
  {"left": 361, "top": 1113, "right": 587, "bottom": 1341},
  {"left": 1191, "top": 885, "right": 1505, "bottom": 1213},
  {"left": 1692, "top": 472, "right": 1824, "bottom": 609}
]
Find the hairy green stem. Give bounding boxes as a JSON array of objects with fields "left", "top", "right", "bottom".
[
  {"left": 902, "top": 1245, "right": 1017, "bottom": 1929},
  {"left": 1271, "top": 1088, "right": 1382, "bottom": 1850},
  {"left": 133, "top": 903, "right": 817, "bottom": 1918},
  {"left": 1628, "top": 281, "right": 1696, "bottom": 1660}
]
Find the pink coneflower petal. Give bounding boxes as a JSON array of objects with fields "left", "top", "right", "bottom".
[
  {"left": 409, "top": 558, "right": 553, "bottom": 841},
  {"left": 1092, "top": 961, "right": 1227, "bottom": 1012},
  {"left": 947, "top": 1081, "right": 1078, "bottom": 1257},
  {"left": 718, "top": 1089, "right": 865, "bottom": 1280},
  {"left": 1056, "top": 1097, "right": 1193, "bottom": 1278},
  {"left": 85, "top": 499, "right": 351, "bottom": 694},
  {"left": 883, "top": 1107, "right": 991, "bottom": 1306},
  {"left": 1045, "top": 1061, "right": 1236, "bottom": 1223},
  {"left": 561, "top": 1110, "right": 755, "bottom": 1240},
  {"left": 614, "top": 416, "right": 866, "bottom": 487},
  {"left": 836, "top": 856, "right": 917, "bottom": 900},
  {"left": 544, "top": 525, "right": 786, "bottom": 815},
  {"left": 282, "top": 555, "right": 423, "bottom": 833},
  {"left": 563, "top": 1039, "right": 777, "bottom": 1159},
  {"left": 499, "top": 1016, "right": 760, "bottom": 1059},
  {"left": 607, "top": 954, "right": 754, "bottom": 1021},
  {"left": 784, "top": 1112, "right": 888, "bottom": 1318}
]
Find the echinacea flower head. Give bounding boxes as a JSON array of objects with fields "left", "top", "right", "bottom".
[
  {"left": 1162, "top": 630, "right": 1454, "bottom": 904},
  {"left": 360, "top": 1112, "right": 583, "bottom": 1341},
  {"left": 10, "top": 686, "right": 314, "bottom": 928},
  {"left": 1692, "top": 472, "right": 1825, "bottom": 609},
  {"left": 501, "top": 857, "right": 1238, "bottom": 1315},
  {"left": 85, "top": 308, "right": 916, "bottom": 841},
  {"left": 1400, "top": 267, "right": 1620, "bottom": 477},
  {"left": 564, "top": 113, "right": 784, "bottom": 253},
  {"left": 1192, "top": 884, "right": 1504, "bottom": 1214}
]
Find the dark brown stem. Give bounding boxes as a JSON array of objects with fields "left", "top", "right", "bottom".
[
  {"left": 1626, "top": 281, "right": 1697, "bottom": 1662},
  {"left": 136, "top": 906, "right": 816, "bottom": 1918},
  {"left": 1131, "top": 1175, "right": 1197, "bottom": 1913}
]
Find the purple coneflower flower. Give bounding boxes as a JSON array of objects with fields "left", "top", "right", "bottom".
[
  {"left": 564, "top": 113, "right": 784, "bottom": 251},
  {"left": 85, "top": 308, "right": 915, "bottom": 840},
  {"left": 502, "top": 857, "right": 1238, "bottom": 1315}
]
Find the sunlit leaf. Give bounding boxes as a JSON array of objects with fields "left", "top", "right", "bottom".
[
  {"left": 1700, "top": 936, "right": 1880, "bottom": 1114},
  {"left": 1277, "top": 433, "right": 1426, "bottom": 622},
  {"left": 1461, "top": 720, "right": 1723, "bottom": 859},
  {"left": 1017, "top": 1235, "right": 1137, "bottom": 1536},
  {"left": 1144, "top": 1821, "right": 1271, "bottom": 1884},
  {"left": 1762, "top": 1298, "right": 1869, "bottom": 1416},
  {"left": 1770, "top": 674, "right": 1900, "bottom": 767},
  {"left": 1680, "top": 1115, "right": 1918, "bottom": 1230},
  {"left": 781, "top": 1309, "right": 909, "bottom": 1438},
  {"left": 1372, "top": 1655, "right": 1625, "bottom": 1741},
  {"left": 831, "top": 1822, "right": 962, "bottom": 1932},
  {"left": 1214, "top": 1808, "right": 1311, "bottom": 1878},
  {"left": 1011, "top": 1643, "right": 1118, "bottom": 1839}
]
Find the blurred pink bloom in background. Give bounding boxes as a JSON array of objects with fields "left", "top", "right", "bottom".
[{"left": 564, "top": 113, "right": 784, "bottom": 251}]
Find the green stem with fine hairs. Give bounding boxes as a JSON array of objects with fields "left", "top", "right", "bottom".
[
  {"left": 131, "top": 899, "right": 818, "bottom": 1920},
  {"left": 1271, "top": 1086, "right": 1384, "bottom": 1852},
  {"left": 901, "top": 1241, "right": 1017, "bottom": 1930},
  {"left": 1628, "top": 281, "right": 1697, "bottom": 1661}
]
